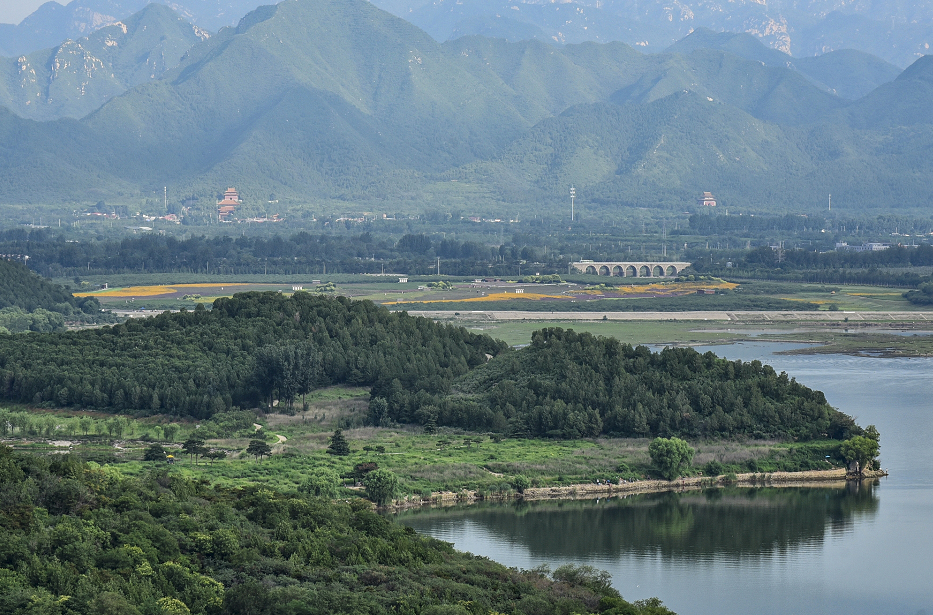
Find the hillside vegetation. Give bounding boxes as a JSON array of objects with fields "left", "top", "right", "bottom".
[
  {"left": 0, "top": 292, "right": 505, "bottom": 415},
  {"left": 425, "top": 327, "right": 859, "bottom": 441},
  {"left": 0, "top": 259, "right": 101, "bottom": 332},
  {"left": 0, "top": 446, "right": 672, "bottom": 614}
]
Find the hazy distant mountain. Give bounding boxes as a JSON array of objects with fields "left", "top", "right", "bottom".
[
  {"left": 0, "top": 4, "right": 208, "bottom": 120},
  {"left": 0, "top": 0, "right": 262, "bottom": 57},
  {"left": 666, "top": 29, "right": 902, "bottom": 100},
  {"left": 380, "top": 0, "right": 933, "bottom": 68},
  {"left": 0, "top": 0, "right": 931, "bottom": 214},
  {"left": 5, "top": 0, "right": 930, "bottom": 69}
]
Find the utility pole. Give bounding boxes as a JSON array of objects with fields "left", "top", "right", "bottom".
[{"left": 570, "top": 185, "right": 575, "bottom": 222}]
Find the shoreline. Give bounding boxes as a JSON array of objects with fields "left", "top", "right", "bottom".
[{"left": 389, "top": 468, "right": 888, "bottom": 509}]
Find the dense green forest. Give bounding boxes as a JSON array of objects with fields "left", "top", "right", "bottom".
[
  {"left": 0, "top": 292, "right": 860, "bottom": 442},
  {"left": 0, "top": 229, "right": 519, "bottom": 278},
  {"left": 0, "top": 293, "right": 505, "bottom": 417},
  {"left": 0, "top": 259, "right": 102, "bottom": 332},
  {"left": 425, "top": 328, "right": 860, "bottom": 440},
  {"left": 0, "top": 446, "right": 672, "bottom": 614}
]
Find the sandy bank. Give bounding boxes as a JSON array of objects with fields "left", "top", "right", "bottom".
[{"left": 391, "top": 468, "right": 887, "bottom": 509}]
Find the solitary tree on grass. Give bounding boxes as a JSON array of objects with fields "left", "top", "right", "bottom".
[
  {"left": 246, "top": 439, "right": 272, "bottom": 461},
  {"left": 327, "top": 428, "right": 350, "bottom": 456},
  {"left": 162, "top": 423, "right": 179, "bottom": 442},
  {"left": 648, "top": 437, "right": 695, "bottom": 481},
  {"left": 205, "top": 450, "right": 227, "bottom": 466},
  {"left": 143, "top": 444, "right": 167, "bottom": 461}
]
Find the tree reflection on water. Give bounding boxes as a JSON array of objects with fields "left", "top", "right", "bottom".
[{"left": 395, "top": 481, "right": 880, "bottom": 560}]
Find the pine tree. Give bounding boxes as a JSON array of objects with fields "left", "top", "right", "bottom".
[{"left": 327, "top": 428, "right": 350, "bottom": 456}]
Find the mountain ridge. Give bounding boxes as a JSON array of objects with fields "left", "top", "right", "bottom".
[
  {"left": 0, "top": 0, "right": 931, "bottom": 214},
  {"left": 0, "top": 3, "right": 209, "bottom": 121}
]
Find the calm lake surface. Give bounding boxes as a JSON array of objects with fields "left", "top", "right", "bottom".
[{"left": 394, "top": 342, "right": 933, "bottom": 615}]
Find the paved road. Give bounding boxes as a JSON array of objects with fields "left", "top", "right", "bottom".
[{"left": 403, "top": 310, "right": 933, "bottom": 322}]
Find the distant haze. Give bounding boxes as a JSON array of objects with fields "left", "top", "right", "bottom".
[{"left": 0, "top": 0, "right": 66, "bottom": 25}]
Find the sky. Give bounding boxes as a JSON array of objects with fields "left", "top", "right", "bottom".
[{"left": 0, "top": 0, "right": 66, "bottom": 25}]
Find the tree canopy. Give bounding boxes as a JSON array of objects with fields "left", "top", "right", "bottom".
[
  {"left": 0, "top": 445, "right": 671, "bottom": 614},
  {"left": 444, "top": 327, "right": 861, "bottom": 441}
]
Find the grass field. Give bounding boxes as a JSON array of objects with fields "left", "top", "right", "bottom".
[{"left": 2, "top": 384, "right": 849, "bottom": 500}]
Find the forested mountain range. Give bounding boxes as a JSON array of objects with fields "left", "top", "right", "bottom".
[
  {"left": 0, "top": 3, "right": 208, "bottom": 121},
  {"left": 0, "top": 0, "right": 931, "bottom": 214},
  {"left": 664, "top": 29, "right": 902, "bottom": 101}
]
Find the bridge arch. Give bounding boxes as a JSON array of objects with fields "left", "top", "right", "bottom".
[
  {"left": 666, "top": 265, "right": 678, "bottom": 276},
  {"left": 639, "top": 265, "right": 651, "bottom": 277},
  {"left": 612, "top": 265, "right": 624, "bottom": 276},
  {"left": 625, "top": 265, "right": 637, "bottom": 277},
  {"left": 585, "top": 265, "right": 597, "bottom": 275},
  {"left": 652, "top": 265, "right": 664, "bottom": 277},
  {"left": 598, "top": 265, "right": 610, "bottom": 276}
]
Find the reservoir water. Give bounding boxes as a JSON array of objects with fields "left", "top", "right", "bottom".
[{"left": 394, "top": 342, "right": 933, "bottom": 615}]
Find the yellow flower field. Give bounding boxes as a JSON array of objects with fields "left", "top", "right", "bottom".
[{"left": 75, "top": 283, "right": 251, "bottom": 298}]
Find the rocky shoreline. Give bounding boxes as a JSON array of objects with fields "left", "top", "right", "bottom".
[{"left": 390, "top": 468, "right": 888, "bottom": 509}]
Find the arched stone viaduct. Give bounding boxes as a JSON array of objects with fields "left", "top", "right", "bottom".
[{"left": 570, "top": 261, "right": 692, "bottom": 278}]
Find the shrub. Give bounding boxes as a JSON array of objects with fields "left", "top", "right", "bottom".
[
  {"left": 704, "top": 460, "right": 724, "bottom": 477},
  {"left": 143, "top": 444, "right": 167, "bottom": 461},
  {"left": 298, "top": 468, "right": 342, "bottom": 498}
]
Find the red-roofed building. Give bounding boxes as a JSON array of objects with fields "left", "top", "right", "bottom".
[
  {"left": 218, "top": 188, "right": 240, "bottom": 220},
  {"left": 698, "top": 191, "right": 717, "bottom": 207}
]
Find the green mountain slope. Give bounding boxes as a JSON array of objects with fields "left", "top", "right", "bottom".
[
  {"left": 844, "top": 54, "right": 933, "bottom": 128},
  {"left": 610, "top": 48, "right": 845, "bottom": 125},
  {"left": 794, "top": 50, "right": 901, "bottom": 101},
  {"left": 456, "top": 92, "right": 933, "bottom": 211},
  {"left": 0, "top": 0, "right": 931, "bottom": 212},
  {"left": 0, "top": 4, "right": 209, "bottom": 121}
]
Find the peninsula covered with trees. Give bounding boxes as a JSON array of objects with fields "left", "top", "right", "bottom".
[{"left": 0, "top": 292, "right": 863, "bottom": 446}]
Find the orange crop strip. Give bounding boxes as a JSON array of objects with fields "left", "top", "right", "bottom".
[{"left": 75, "top": 283, "right": 251, "bottom": 297}]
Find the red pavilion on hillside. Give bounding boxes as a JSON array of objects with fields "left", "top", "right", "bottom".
[{"left": 217, "top": 187, "right": 240, "bottom": 220}]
